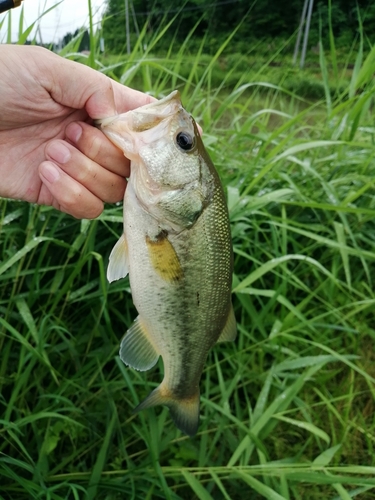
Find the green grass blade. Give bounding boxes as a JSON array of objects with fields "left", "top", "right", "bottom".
[
  {"left": 234, "top": 471, "right": 286, "bottom": 500},
  {"left": 86, "top": 410, "right": 117, "bottom": 500},
  {"left": 181, "top": 471, "right": 214, "bottom": 500}
]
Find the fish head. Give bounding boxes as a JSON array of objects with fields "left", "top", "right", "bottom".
[
  {"left": 97, "top": 91, "right": 215, "bottom": 230},
  {"left": 97, "top": 90, "right": 202, "bottom": 183}
]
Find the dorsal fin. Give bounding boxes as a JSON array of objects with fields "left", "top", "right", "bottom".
[{"left": 217, "top": 305, "right": 237, "bottom": 342}]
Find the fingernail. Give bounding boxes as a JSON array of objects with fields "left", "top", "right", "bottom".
[
  {"left": 40, "top": 163, "right": 60, "bottom": 183},
  {"left": 47, "top": 142, "right": 71, "bottom": 164},
  {"left": 65, "top": 123, "right": 82, "bottom": 143}
]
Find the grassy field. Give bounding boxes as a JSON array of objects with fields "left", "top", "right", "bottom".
[{"left": 2, "top": 3, "right": 375, "bottom": 499}]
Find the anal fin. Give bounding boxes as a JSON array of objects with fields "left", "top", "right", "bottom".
[
  {"left": 120, "top": 316, "right": 159, "bottom": 371},
  {"left": 217, "top": 305, "right": 237, "bottom": 342}
]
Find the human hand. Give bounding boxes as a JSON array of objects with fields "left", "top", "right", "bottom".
[{"left": 0, "top": 45, "right": 154, "bottom": 218}]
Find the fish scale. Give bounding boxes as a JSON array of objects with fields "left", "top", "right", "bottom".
[{"left": 96, "top": 90, "right": 236, "bottom": 436}]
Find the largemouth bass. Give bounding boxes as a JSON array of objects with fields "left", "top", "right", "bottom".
[{"left": 97, "top": 91, "right": 236, "bottom": 436}]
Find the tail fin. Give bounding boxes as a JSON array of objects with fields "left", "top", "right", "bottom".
[{"left": 133, "top": 385, "right": 200, "bottom": 437}]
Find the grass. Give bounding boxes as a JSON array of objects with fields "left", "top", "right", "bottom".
[{"left": 1, "top": 1, "right": 375, "bottom": 498}]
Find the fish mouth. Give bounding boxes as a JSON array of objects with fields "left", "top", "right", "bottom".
[
  {"left": 94, "top": 90, "right": 182, "bottom": 128},
  {"left": 94, "top": 90, "right": 184, "bottom": 158}
]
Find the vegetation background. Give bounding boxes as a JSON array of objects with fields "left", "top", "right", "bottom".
[
  {"left": 103, "top": 0, "right": 375, "bottom": 51},
  {"left": 1, "top": 0, "right": 375, "bottom": 499}
]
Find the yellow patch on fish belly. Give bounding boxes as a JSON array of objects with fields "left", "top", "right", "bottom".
[{"left": 146, "top": 231, "right": 183, "bottom": 282}]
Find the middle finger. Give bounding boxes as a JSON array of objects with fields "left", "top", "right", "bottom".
[
  {"left": 45, "top": 139, "right": 127, "bottom": 203},
  {"left": 65, "top": 121, "right": 130, "bottom": 176}
]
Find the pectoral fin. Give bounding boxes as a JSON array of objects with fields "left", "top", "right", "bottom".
[
  {"left": 217, "top": 305, "right": 237, "bottom": 342},
  {"left": 107, "top": 233, "right": 129, "bottom": 282},
  {"left": 120, "top": 316, "right": 160, "bottom": 371}
]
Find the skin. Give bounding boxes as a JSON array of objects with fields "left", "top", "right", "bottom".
[{"left": 0, "top": 44, "right": 155, "bottom": 219}]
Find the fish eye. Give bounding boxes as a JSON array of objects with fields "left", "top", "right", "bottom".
[{"left": 176, "top": 131, "right": 195, "bottom": 151}]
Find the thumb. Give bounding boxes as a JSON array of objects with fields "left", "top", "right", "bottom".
[{"left": 35, "top": 47, "right": 117, "bottom": 119}]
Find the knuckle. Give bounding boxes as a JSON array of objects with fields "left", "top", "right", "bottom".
[
  {"left": 60, "top": 182, "right": 84, "bottom": 208},
  {"left": 105, "top": 179, "right": 126, "bottom": 203},
  {"left": 85, "top": 133, "right": 102, "bottom": 161},
  {"left": 84, "top": 200, "right": 104, "bottom": 219},
  {"left": 62, "top": 192, "right": 103, "bottom": 219}
]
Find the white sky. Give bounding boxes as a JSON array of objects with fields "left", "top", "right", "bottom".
[{"left": 0, "top": 0, "right": 107, "bottom": 44}]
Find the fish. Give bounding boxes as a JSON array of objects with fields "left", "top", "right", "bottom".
[{"left": 96, "top": 90, "right": 236, "bottom": 437}]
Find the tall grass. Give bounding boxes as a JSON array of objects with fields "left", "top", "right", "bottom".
[{"left": 1, "top": 2, "right": 375, "bottom": 499}]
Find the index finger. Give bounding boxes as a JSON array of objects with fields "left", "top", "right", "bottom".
[
  {"left": 111, "top": 80, "right": 156, "bottom": 113},
  {"left": 31, "top": 46, "right": 154, "bottom": 118}
]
